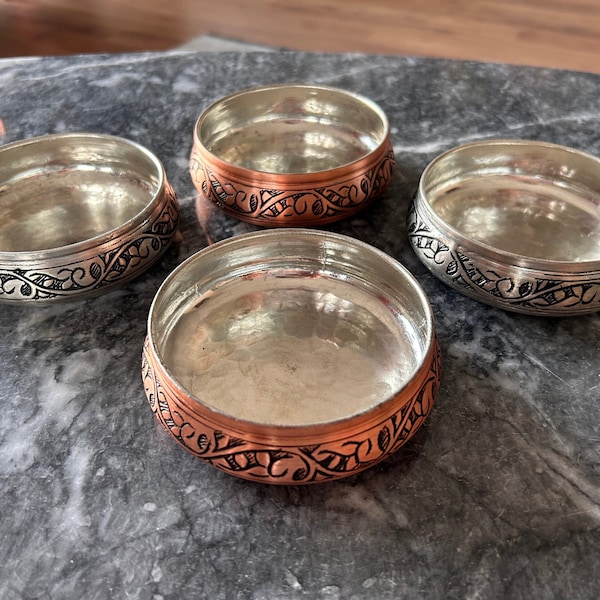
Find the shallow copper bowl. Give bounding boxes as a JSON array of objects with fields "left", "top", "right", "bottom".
[
  {"left": 408, "top": 139, "right": 600, "bottom": 316},
  {"left": 0, "top": 133, "right": 179, "bottom": 303},
  {"left": 189, "top": 84, "right": 395, "bottom": 226},
  {"left": 142, "top": 229, "right": 440, "bottom": 484}
]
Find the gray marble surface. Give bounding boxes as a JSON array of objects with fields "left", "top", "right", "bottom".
[{"left": 0, "top": 50, "right": 599, "bottom": 599}]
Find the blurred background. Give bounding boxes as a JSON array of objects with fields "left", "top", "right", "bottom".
[{"left": 1, "top": 0, "right": 599, "bottom": 73}]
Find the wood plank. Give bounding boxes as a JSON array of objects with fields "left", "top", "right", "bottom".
[{"left": 0, "top": 0, "right": 599, "bottom": 73}]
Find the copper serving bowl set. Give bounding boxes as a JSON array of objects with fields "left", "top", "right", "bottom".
[{"left": 4, "top": 84, "right": 600, "bottom": 484}]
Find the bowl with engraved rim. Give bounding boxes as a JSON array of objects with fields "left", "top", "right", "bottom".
[
  {"left": 0, "top": 132, "right": 179, "bottom": 303},
  {"left": 189, "top": 84, "right": 395, "bottom": 227},
  {"left": 408, "top": 139, "right": 600, "bottom": 316},
  {"left": 142, "top": 229, "right": 441, "bottom": 484}
]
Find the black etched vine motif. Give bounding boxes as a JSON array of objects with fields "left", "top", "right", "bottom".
[
  {"left": 142, "top": 336, "right": 441, "bottom": 485},
  {"left": 407, "top": 202, "right": 600, "bottom": 315},
  {"left": 190, "top": 148, "right": 395, "bottom": 225},
  {"left": 0, "top": 189, "right": 179, "bottom": 302}
]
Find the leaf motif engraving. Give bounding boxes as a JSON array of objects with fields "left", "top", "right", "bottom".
[
  {"left": 407, "top": 200, "right": 600, "bottom": 315},
  {"left": 0, "top": 192, "right": 179, "bottom": 301},
  {"left": 195, "top": 149, "right": 395, "bottom": 225},
  {"left": 141, "top": 337, "right": 441, "bottom": 484},
  {"left": 89, "top": 262, "right": 102, "bottom": 281},
  {"left": 377, "top": 426, "right": 391, "bottom": 452}
]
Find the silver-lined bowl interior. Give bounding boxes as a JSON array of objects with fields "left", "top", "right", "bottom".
[
  {"left": 149, "top": 229, "right": 434, "bottom": 427},
  {"left": 420, "top": 140, "right": 600, "bottom": 264},
  {"left": 0, "top": 133, "right": 163, "bottom": 254},
  {"left": 196, "top": 84, "right": 389, "bottom": 174}
]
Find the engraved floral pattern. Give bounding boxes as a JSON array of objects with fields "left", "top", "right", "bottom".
[
  {"left": 189, "top": 147, "right": 395, "bottom": 225},
  {"left": 142, "top": 337, "right": 441, "bottom": 484},
  {"left": 407, "top": 202, "right": 600, "bottom": 315},
  {"left": 0, "top": 189, "right": 179, "bottom": 302}
]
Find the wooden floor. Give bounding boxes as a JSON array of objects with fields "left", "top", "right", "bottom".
[{"left": 1, "top": 0, "right": 599, "bottom": 73}]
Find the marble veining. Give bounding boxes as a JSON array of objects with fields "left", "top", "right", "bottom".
[{"left": 0, "top": 50, "right": 599, "bottom": 599}]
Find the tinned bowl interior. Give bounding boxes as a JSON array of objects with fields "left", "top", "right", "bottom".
[
  {"left": 0, "top": 133, "right": 165, "bottom": 255},
  {"left": 0, "top": 133, "right": 179, "bottom": 302},
  {"left": 143, "top": 229, "right": 440, "bottom": 484},
  {"left": 190, "top": 84, "right": 395, "bottom": 227},
  {"left": 419, "top": 139, "right": 600, "bottom": 267},
  {"left": 195, "top": 84, "right": 390, "bottom": 176}
]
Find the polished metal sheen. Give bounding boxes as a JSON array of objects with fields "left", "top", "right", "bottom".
[
  {"left": 143, "top": 229, "right": 441, "bottom": 484},
  {"left": 409, "top": 139, "right": 600, "bottom": 315},
  {"left": 190, "top": 84, "right": 395, "bottom": 226},
  {"left": 0, "top": 133, "right": 179, "bottom": 303}
]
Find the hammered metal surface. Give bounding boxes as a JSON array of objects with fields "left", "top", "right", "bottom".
[{"left": 0, "top": 133, "right": 179, "bottom": 302}]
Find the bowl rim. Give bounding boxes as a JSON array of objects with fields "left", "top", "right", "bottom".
[
  {"left": 417, "top": 138, "right": 600, "bottom": 273},
  {"left": 192, "top": 83, "right": 391, "bottom": 180},
  {"left": 146, "top": 228, "right": 437, "bottom": 437},
  {"left": 0, "top": 132, "right": 167, "bottom": 261}
]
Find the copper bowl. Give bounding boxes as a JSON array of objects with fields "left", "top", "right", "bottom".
[
  {"left": 189, "top": 84, "right": 394, "bottom": 227},
  {"left": 0, "top": 133, "right": 179, "bottom": 303},
  {"left": 142, "top": 229, "right": 441, "bottom": 484},
  {"left": 408, "top": 139, "right": 600, "bottom": 316}
]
